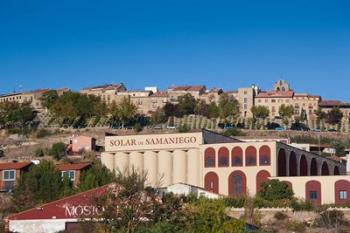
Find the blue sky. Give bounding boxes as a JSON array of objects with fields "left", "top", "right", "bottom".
[{"left": 0, "top": 0, "right": 349, "bottom": 100}]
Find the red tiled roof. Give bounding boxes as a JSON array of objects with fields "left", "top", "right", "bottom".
[
  {"left": 82, "top": 83, "right": 125, "bottom": 91},
  {"left": 169, "top": 85, "right": 206, "bottom": 92},
  {"left": 150, "top": 91, "right": 168, "bottom": 97},
  {"left": 319, "top": 100, "right": 342, "bottom": 106},
  {"left": 256, "top": 90, "right": 294, "bottom": 98},
  {"left": 56, "top": 162, "right": 91, "bottom": 171},
  {"left": 0, "top": 161, "right": 32, "bottom": 170}
]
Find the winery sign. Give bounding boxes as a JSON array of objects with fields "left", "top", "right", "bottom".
[{"left": 105, "top": 132, "right": 202, "bottom": 151}]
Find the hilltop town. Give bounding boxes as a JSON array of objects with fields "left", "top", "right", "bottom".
[{"left": 1, "top": 80, "right": 350, "bottom": 233}]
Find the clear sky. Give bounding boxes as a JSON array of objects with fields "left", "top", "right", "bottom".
[{"left": 0, "top": 0, "right": 349, "bottom": 100}]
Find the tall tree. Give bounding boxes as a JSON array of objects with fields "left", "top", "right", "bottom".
[
  {"left": 79, "top": 161, "right": 115, "bottom": 192},
  {"left": 218, "top": 94, "right": 240, "bottom": 119},
  {"left": 278, "top": 104, "right": 294, "bottom": 125},
  {"left": 176, "top": 94, "right": 196, "bottom": 117},
  {"left": 194, "top": 100, "right": 209, "bottom": 117},
  {"left": 109, "top": 97, "right": 138, "bottom": 128},
  {"left": 40, "top": 90, "right": 59, "bottom": 109},
  {"left": 151, "top": 107, "right": 167, "bottom": 124},
  {"left": 326, "top": 107, "right": 343, "bottom": 126},
  {"left": 251, "top": 106, "right": 269, "bottom": 120}
]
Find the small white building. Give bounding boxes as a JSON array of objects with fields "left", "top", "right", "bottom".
[{"left": 159, "top": 183, "right": 221, "bottom": 199}]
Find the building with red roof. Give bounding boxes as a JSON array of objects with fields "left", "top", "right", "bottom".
[
  {"left": 0, "top": 161, "right": 32, "bottom": 192},
  {"left": 56, "top": 162, "right": 91, "bottom": 187}
]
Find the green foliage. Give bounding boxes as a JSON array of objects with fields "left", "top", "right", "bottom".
[
  {"left": 0, "top": 149, "right": 4, "bottom": 158},
  {"left": 49, "top": 142, "right": 66, "bottom": 160},
  {"left": 331, "top": 140, "right": 347, "bottom": 156},
  {"left": 274, "top": 211, "right": 288, "bottom": 220},
  {"left": 0, "top": 102, "right": 36, "bottom": 130},
  {"left": 258, "top": 179, "right": 294, "bottom": 201},
  {"left": 175, "top": 94, "right": 196, "bottom": 117},
  {"left": 278, "top": 104, "right": 294, "bottom": 119},
  {"left": 41, "top": 90, "right": 59, "bottom": 109},
  {"left": 286, "top": 220, "right": 306, "bottom": 232},
  {"left": 290, "top": 199, "right": 314, "bottom": 212},
  {"left": 222, "top": 128, "right": 246, "bottom": 137},
  {"left": 34, "top": 147, "right": 45, "bottom": 157},
  {"left": 79, "top": 161, "right": 115, "bottom": 192},
  {"left": 49, "top": 91, "right": 107, "bottom": 128},
  {"left": 194, "top": 100, "right": 209, "bottom": 117},
  {"left": 151, "top": 107, "right": 167, "bottom": 124},
  {"left": 326, "top": 107, "right": 343, "bottom": 126},
  {"left": 134, "top": 123, "right": 143, "bottom": 133},
  {"left": 109, "top": 97, "right": 138, "bottom": 127},
  {"left": 207, "top": 102, "right": 219, "bottom": 119},
  {"left": 251, "top": 106, "right": 269, "bottom": 119},
  {"left": 36, "top": 128, "right": 52, "bottom": 138},
  {"left": 178, "top": 124, "right": 190, "bottom": 133},
  {"left": 218, "top": 93, "right": 240, "bottom": 119},
  {"left": 13, "top": 160, "right": 69, "bottom": 210}
]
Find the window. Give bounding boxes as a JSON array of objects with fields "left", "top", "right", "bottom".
[
  {"left": 340, "top": 191, "right": 348, "bottom": 200},
  {"left": 233, "top": 175, "right": 243, "bottom": 194},
  {"left": 218, "top": 157, "right": 229, "bottom": 167},
  {"left": 309, "top": 191, "right": 318, "bottom": 200},
  {"left": 232, "top": 156, "right": 242, "bottom": 166},
  {"left": 271, "top": 99, "right": 276, "bottom": 103},
  {"left": 244, "top": 98, "right": 248, "bottom": 103},
  {"left": 205, "top": 157, "right": 215, "bottom": 167},
  {"left": 61, "top": 170, "right": 75, "bottom": 181},
  {"left": 3, "top": 170, "right": 15, "bottom": 181}
]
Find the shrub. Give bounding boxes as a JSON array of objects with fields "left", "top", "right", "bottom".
[
  {"left": 134, "top": 123, "right": 143, "bottom": 133},
  {"left": 258, "top": 179, "right": 294, "bottom": 201},
  {"left": 316, "top": 210, "right": 346, "bottom": 228},
  {"left": 222, "top": 128, "right": 246, "bottom": 137},
  {"left": 36, "top": 129, "right": 51, "bottom": 138},
  {"left": 178, "top": 124, "right": 190, "bottom": 133},
  {"left": 34, "top": 148, "right": 44, "bottom": 157},
  {"left": 49, "top": 142, "right": 66, "bottom": 160},
  {"left": 286, "top": 220, "right": 306, "bottom": 232},
  {"left": 0, "top": 149, "right": 4, "bottom": 158},
  {"left": 223, "top": 197, "right": 246, "bottom": 208},
  {"left": 274, "top": 211, "right": 288, "bottom": 220},
  {"left": 290, "top": 199, "right": 314, "bottom": 212}
]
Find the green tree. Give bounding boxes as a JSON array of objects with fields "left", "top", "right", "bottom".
[
  {"left": 49, "top": 142, "right": 66, "bottom": 160},
  {"left": 194, "top": 100, "right": 209, "bottom": 117},
  {"left": 40, "top": 90, "right": 59, "bottom": 109},
  {"left": 278, "top": 104, "right": 294, "bottom": 126},
  {"left": 151, "top": 107, "right": 167, "bottom": 125},
  {"left": 13, "top": 160, "right": 69, "bottom": 210},
  {"left": 326, "top": 107, "right": 343, "bottom": 126},
  {"left": 299, "top": 108, "right": 307, "bottom": 122},
  {"left": 109, "top": 97, "right": 138, "bottom": 128},
  {"left": 207, "top": 102, "right": 219, "bottom": 119},
  {"left": 176, "top": 94, "right": 196, "bottom": 117},
  {"left": 0, "top": 102, "right": 36, "bottom": 130},
  {"left": 218, "top": 93, "right": 240, "bottom": 120},
  {"left": 163, "top": 102, "right": 176, "bottom": 118},
  {"left": 251, "top": 106, "right": 270, "bottom": 120},
  {"left": 79, "top": 161, "right": 115, "bottom": 192},
  {"left": 258, "top": 179, "right": 294, "bottom": 201}
]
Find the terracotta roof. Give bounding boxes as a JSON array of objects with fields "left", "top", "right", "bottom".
[
  {"left": 150, "top": 91, "right": 168, "bottom": 97},
  {"left": 0, "top": 161, "right": 32, "bottom": 170},
  {"left": 82, "top": 83, "right": 125, "bottom": 91},
  {"left": 256, "top": 90, "right": 294, "bottom": 98},
  {"left": 294, "top": 93, "right": 320, "bottom": 98},
  {"left": 319, "top": 100, "right": 350, "bottom": 107},
  {"left": 56, "top": 162, "right": 91, "bottom": 171},
  {"left": 169, "top": 85, "right": 206, "bottom": 92}
]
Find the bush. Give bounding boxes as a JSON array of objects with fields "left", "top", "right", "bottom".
[
  {"left": 286, "top": 220, "right": 306, "bottom": 232},
  {"left": 178, "top": 124, "right": 190, "bottom": 133},
  {"left": 223, "top": 197, "right": 246, "bottom": 208},
  {"left": 134, "top": 123, "right": 143, "bottom": 133},
  {"left": 316, "top": 210, "right": 346, "bottom": 228},
  {"left": 274, "top": 211, "right": 288, "bottom": 220},
  {"left": 34, "top": 148, "right": 44, "bottom": 157},
  {"left": 222, "top": 128, "right": 246, "bottom": 137},
  {"left": 258, "top": 179, "right": 294, "bottom": 201},
  {"left": 0, "top": 149, "right": 4, "bottom": 158},
  {"left": 290, "top": 199, "right": 314, "bottom": 212},
  {"left": 36, "top": 129, "right": 51, "bottom": 138},
  {"left": 49, "top": 142, "right": 66, "bottom": 160}
]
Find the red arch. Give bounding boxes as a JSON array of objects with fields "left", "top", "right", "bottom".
[
  {"left": 218, "top": 147, "right": 229, "bottom": 167},
  {"left": 335, "top": 180, "right": 350, "bottom": 205},
  {"left": 259, "top": 146, "right": 271, "bottom": 166},
  {"left": 245, "top": 146, "right": 257, "bottom": 166},
  {"left": 228, "top": 170, "right": 247, "bottom": 197},
  {"left": 204, "top": 172, "right": 219, "bottom": 194},
  {"left": 231, "top": 147, "right": 243, "bottom": 167},
  {"left": 306, "top": 180, "right": 321, "bottom": 205},
  {"left": 256, "top": 170, "right": 271, "bottom": 193},
  {"left": 204, "top": 147, "right": 216, "bottom": 168}
]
